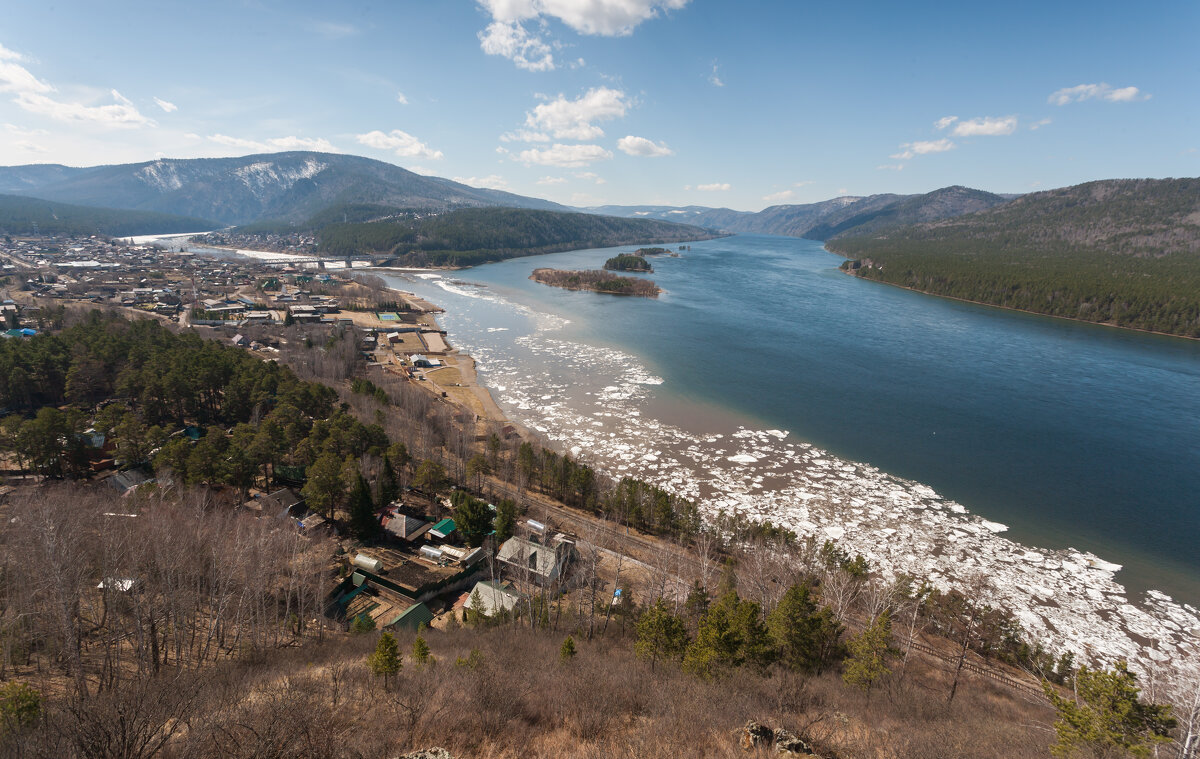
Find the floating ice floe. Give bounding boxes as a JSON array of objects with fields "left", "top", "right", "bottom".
[{"left": 387, "top": 269, "right": 1200, "bottom": 673}]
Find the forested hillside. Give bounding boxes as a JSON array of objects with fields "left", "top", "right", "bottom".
[
  {"left": 0, "top": 194, "right": 215, "bottom": 237},
  {"left": 318, "top": 207, "right": 715, "bottom": 267},
  {"left": 831, "top": 178, "right": 1200, "bottom": 337}
]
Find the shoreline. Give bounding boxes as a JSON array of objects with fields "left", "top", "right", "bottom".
[
  {"left": 185, "top": 240, "right": 1200, "bottom": 671},
  {"left": 833, "top": 257, "right": 1200, "bottom": 343},
  {"left": 382, "top": 265, "right": 1200, "bottom": 673}
]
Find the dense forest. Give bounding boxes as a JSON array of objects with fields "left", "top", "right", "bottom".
[
  {"left": 0, "top": 194, "right": 215, "bottom": 237},
  {"left": 604, "top": 253, "right": 653, "bottom": 272},
  {"left": 530, "top": 268, "right": 662, "bottom": 297},
  {"left": 314, "top": 207, "right": 714, "bottom": 266},
  {"left": 830, "top": 178, "right": 1200, "bottom": 337}
]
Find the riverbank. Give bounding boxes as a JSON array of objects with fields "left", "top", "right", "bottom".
[
  {"left": 835, "top": 256, "right": 1200, "bottom": 343},
  {"left": 376, "top": 243, "right": 1200, "bottom": 674}
]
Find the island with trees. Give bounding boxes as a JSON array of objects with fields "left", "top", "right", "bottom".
[
  {"left": 603, "top": 253, "right": 653, "bottom": 272},
  {"left": 530, "top": 267, "right": 662, "bottom": 297}
]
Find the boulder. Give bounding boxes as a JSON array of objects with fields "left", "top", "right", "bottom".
[{"left": 396, "top": 749, "right": 454, "bottom": 759}]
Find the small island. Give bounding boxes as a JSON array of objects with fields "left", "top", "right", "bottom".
[
  {"left": 604, "top": 253, "right": 654, "bottom": 272},
  {"left": 635, "top": 247, "right": 672, "bottom": 256},
  {"left": 530, "top": 268, "right": 661, "bottom": 297}
]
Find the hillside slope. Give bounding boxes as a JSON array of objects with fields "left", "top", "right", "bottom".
[
  {"left": 0, "top": 152, "right": 569, "bottom": 226},
  {"left": 590, "top": 187, "right": 1003, "bottom": 240},
  {"left": 830, "top": 178, "right": 1200, "bottom": 336},
  {"left": 0, "top": 193, "right": 216, "bottom": 237}
]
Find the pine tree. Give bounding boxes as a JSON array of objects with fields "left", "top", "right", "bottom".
[
  {"left": 347, "top": 473, "right": 378, "bottom": 539},
  {"left": 842, "top": 611, "right": 897, "bottom": 694},
  {"left": 494, "top": 498, "right": 518, "bottom": 543},
  {"left": 768, "top": 583, "right": 844, "bottom": 674},
  {"left": 682, "top": 591, "right": 773, "bottom": 676},
  {"left": 634, "top": 599, "right": 689, "bottom": 670},
  {"left": 412, "top": 634, "right": 432, "bottom": 666},
  {"left": 368, "top": 632, "right": 401, "bottom": 690},
  {"left": 451, "top": 491, "right": 494, "bottom": 547},
  {"left": 559, "top": 635, "right": 577, "bottom": 663},
  {"left": 1044, "top": 661, "right": 1175, "bottom": 758}
]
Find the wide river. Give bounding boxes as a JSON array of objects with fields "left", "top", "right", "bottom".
[{"left": 378, "top": 235, "right": 1200, "bottom": 612}]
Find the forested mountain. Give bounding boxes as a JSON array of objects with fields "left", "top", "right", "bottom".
[
  {"left": 0, "top": 152, "right": 569, "bottom": 226},
  {"left": 590, "top": 187, "right": 1006, "bottom": 240},
  {"left": 0, "top": 193, "right": 216, "bottom": 236},
  {"left": 318, "top": 207, "right": 715, "bottom": 267},
  {"left": 830, "top": 178, "right": 1200, "bottom": 337},
  {"left": 806, "top": 186, "right": 1007, "bottom": 240}
]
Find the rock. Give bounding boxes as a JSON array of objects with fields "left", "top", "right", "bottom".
[
  {"left": 395, "top": 749, "right": 453, "bottom": 759},
  {"left": 737, "top": 720, "right": 774, "bottom": 750},
  {"left": 773, "top": 727, "right": 814, "bottom": 754}
]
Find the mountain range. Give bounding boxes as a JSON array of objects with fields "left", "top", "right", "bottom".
[
  {"left": 0, "top": 152, "right": 1013, "bottom": 241},
  {"left": 0, "top": 152, "right": 568, "bottom": 227},
  {"left": 589, "top": 185, "right": 1014, "bottom": 240}
]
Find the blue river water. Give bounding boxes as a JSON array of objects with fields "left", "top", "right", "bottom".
[{"left": 380, "top": 235, "right": 1200, "bottom": 606}]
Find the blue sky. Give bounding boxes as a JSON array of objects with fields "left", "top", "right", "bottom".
[{"left": 1, "top": 0, "right": 1195, "bottom": 210}]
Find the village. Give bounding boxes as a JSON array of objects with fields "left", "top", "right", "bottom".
[{"left": 0, "top": 231, "right": 618, "bottom": 640}]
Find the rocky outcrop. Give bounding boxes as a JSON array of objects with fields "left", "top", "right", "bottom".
[
  {"left": 395, "top": 749, "right": 454, "bottom": 759},
  {"left": 735, "top": 720, "right": 841, "bottom": 757}
]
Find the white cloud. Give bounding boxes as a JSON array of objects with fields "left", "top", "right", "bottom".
[
  {"left": 0, "top": 45, "right": 53, "bottom": 94},
  {"left": 709, "top": 63, "right": 724, "bottom": 87},
  {"left": 951, "top": 116, "right": 1017, "bottom": 137},
  {"left": 15, "top": 89, "right": 152, "bottom": 127},
  {"left": 309, "top": 21, "right": 359, "bottom": 39},
  {"left": 836, "top": 188, "right": 849, "bottom": 196},
  {"left": 934, "top": 115, "right": 958, "bottom": 130},
  {"left": 0, "top": 43, "right": 152, "bottom": 128},
  {"left": 516, "top": 143, "right": 612, "bottom": 167},
  {"left": 478, "top": 0, "right": 690, "bottom": 37},
  {"left": 1029, "top": 118, "right": 1052, "bottom": 130},
  {"left": 476, "top": 0, "right": 690, "bottom": 69},
  {"left": 891, "top": 138, "right": 954, "bottom": 160},
  {"left": 500, "top": 128, "right": 550, "bottom": 143},
  {"left": 478, "top": 21, "right": 555, "bottom": 71},
  {"left": 762, "top": 189, "right": 794, "bottom": 203},
  {"left": 208, "top": 134, "right": 340, "bottom": 153},
  {"left": 696, "top": 182, "right": 730, "bottom": 191},
  {"left": 617, "top": 135, "right": 673, "bottom": 157},
  {"left": 876, "top": 164, "right": 905, "bottom": 171},
  {"left": 153, "top": 97, "right": 177, "bottom": 113},
  {"left": 794, "top": 180, "right": 815, "bottom": 187},
  {"left": 356, "top": 129, "right": 443, "bottom": 159},
  {"left": 537, "top": 175, "right": 567, "bottom": 185},
  {"left": 1048, "top": 83, "right": 1149, "bottom": 105},
  {"left": 574, "top": 171, "right": 605, "bottom": 184},
  {"left": 396, "top": 91, "right": 408, "bottom": 105},
  {"left": 525, "top": 87, "right": 629, "bottom": 140},
  {"left": 454, "top": 174, "right": 509, "bottom": 190}
]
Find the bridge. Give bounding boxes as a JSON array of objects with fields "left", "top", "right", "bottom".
[{"left": 257, "top": 254, "right": 391, "bottom": 269}]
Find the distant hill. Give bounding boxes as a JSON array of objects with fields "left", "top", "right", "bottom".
[
  {"left": 0, "top": 152, "right": 570, "bottom": 226},
  {"left": 317, "top": 207, "right": 716, "bottom": 267},
  {"left": 0, "top": 193, "right": 216, "bottom": 237},
  {"left": 829, "top": 178, "right": 1200, "bottom": 337},
  {"left": 589, "top": 187, "right": 1004, "bottom": 240}
]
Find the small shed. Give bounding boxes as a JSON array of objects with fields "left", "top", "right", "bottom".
[
  {"left": 429, "top": 518, "right": 456, "bottom": 540},
  {"left": 387, "top": 602, "right": 434, "bottom": 632}
]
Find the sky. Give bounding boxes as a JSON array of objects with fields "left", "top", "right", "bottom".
[{"left": 0, "top": 0, "right": 1196, "bottom": 211}]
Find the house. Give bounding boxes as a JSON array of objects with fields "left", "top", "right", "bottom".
[
  {"left": 463, "top": 579, "right": 525, "bottom": 616},
  {"left": 231, "top": 333, "right": 249, "bottom": 347},
  {"left": 496, "top": 534, "right": 576, "bottom": 585},
  {"left": 382, "top": 511, "right": 433, "bottom": 542},
  {"left": 108, "top": 469, "right": 154, "bottom": 495}
]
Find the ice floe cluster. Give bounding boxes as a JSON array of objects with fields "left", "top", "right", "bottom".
[{"left": 393, "top": 271, "right": 1200, "bottom": 671}]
